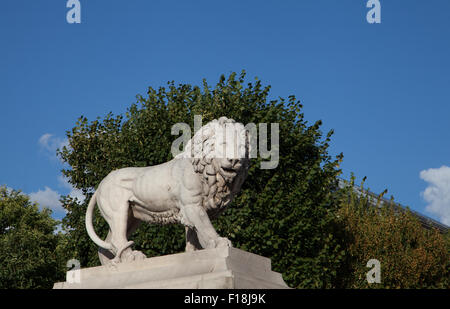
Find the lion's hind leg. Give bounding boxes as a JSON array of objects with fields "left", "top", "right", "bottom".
[
  {"left": 122, "top": 213, "right": 146, "bottom": 261},
  {"left": 98, "top": 229, "right": 115, "bottom": 265},
  {"left": 103, "top": 200, "right": 137, "bottom": 264},
  {"left": 110, "top": 214, "right": 146, "bottom": 264},
  {"left": 98, "top": 215, "right": 146, "bottom": 265}
]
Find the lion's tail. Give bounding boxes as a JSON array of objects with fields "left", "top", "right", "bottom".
[{"left": 85, "top": 190, "right": 114, "bottom": 251}]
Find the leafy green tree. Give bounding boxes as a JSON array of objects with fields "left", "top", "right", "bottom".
[
  {"left": 0, "top": 186, "right": 65, "bottom": 289},
  {"left": 58, "top": 71, "right": 345, "bottom": 288},
  {"left": 337, "top": 177, "right": 450, "bottom": 289}
]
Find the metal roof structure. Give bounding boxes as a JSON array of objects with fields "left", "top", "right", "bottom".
[{"left": 338, "top": 179, "right": 449, "bottom": 234}]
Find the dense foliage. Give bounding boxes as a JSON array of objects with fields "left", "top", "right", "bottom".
[
  {"left": 337, "top": 177, "right": 450, "bottom": 288},
  {"left": 57, "top": 71, "right": 345, "bottom": 288},
  {"left": 0, "top": 186, "right": 65, "bottom": 289}
]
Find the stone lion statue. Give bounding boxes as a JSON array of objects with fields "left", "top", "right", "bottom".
[{"left": 85, "top": 117, "right": 250, "bottom": 265}]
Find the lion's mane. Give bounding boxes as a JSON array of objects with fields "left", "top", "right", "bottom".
[{"left": 176, "top": 117, "right": 250, "bottom": 218}]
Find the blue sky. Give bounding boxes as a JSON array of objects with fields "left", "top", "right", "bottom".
[{"left": 1, "top": 0, "right": 449, "bottom": 225}]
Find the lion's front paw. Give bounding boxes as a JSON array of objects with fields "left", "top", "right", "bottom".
[{"left": 215, "top": 237, "right": 232, "bottom": 248}]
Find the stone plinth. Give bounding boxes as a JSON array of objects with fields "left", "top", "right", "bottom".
[{"left": 53, "top": 247, "right": 290, "bottom": 289}]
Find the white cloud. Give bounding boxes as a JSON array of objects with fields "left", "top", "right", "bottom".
[
  {"left": 58, "top": 175, "right": 85, "bottom": 203},
  {"left": 29, "top": 186, "right": 65, "bottom": 213},
  {"left": 32, "top": 133, "right": 82, "bottom": 219},
  {"left": 28, "top": 176, "right": 85, "bottom": 220},
  {"left": 38, "top": 133, "right": 69, "bottom": 161},
  {"left": 420, "top": 166, "right": 450, "bottom": 226}
]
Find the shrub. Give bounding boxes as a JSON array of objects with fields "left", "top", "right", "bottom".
[{"left": 337, "top": 177, "right": 450, "bottom": 288}]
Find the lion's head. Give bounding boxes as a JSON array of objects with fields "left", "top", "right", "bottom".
[{"left": 176, "top": 117, "right": 250, "bottom": 216}]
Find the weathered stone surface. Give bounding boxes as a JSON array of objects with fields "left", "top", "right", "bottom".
[{"left": 53, "top": 247, "right": 290, "bottom": 289}]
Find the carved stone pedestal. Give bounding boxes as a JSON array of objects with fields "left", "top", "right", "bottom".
[{"left": 53, "top": 247, "right": 290, "bottom": 289}]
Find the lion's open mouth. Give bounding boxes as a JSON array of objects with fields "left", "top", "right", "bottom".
[
  {"left": 221, "top": 164, "right": 235, "bottom": 171},
  {"left": 219, "top": 167, "right": 236, "bottom": 179}
]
